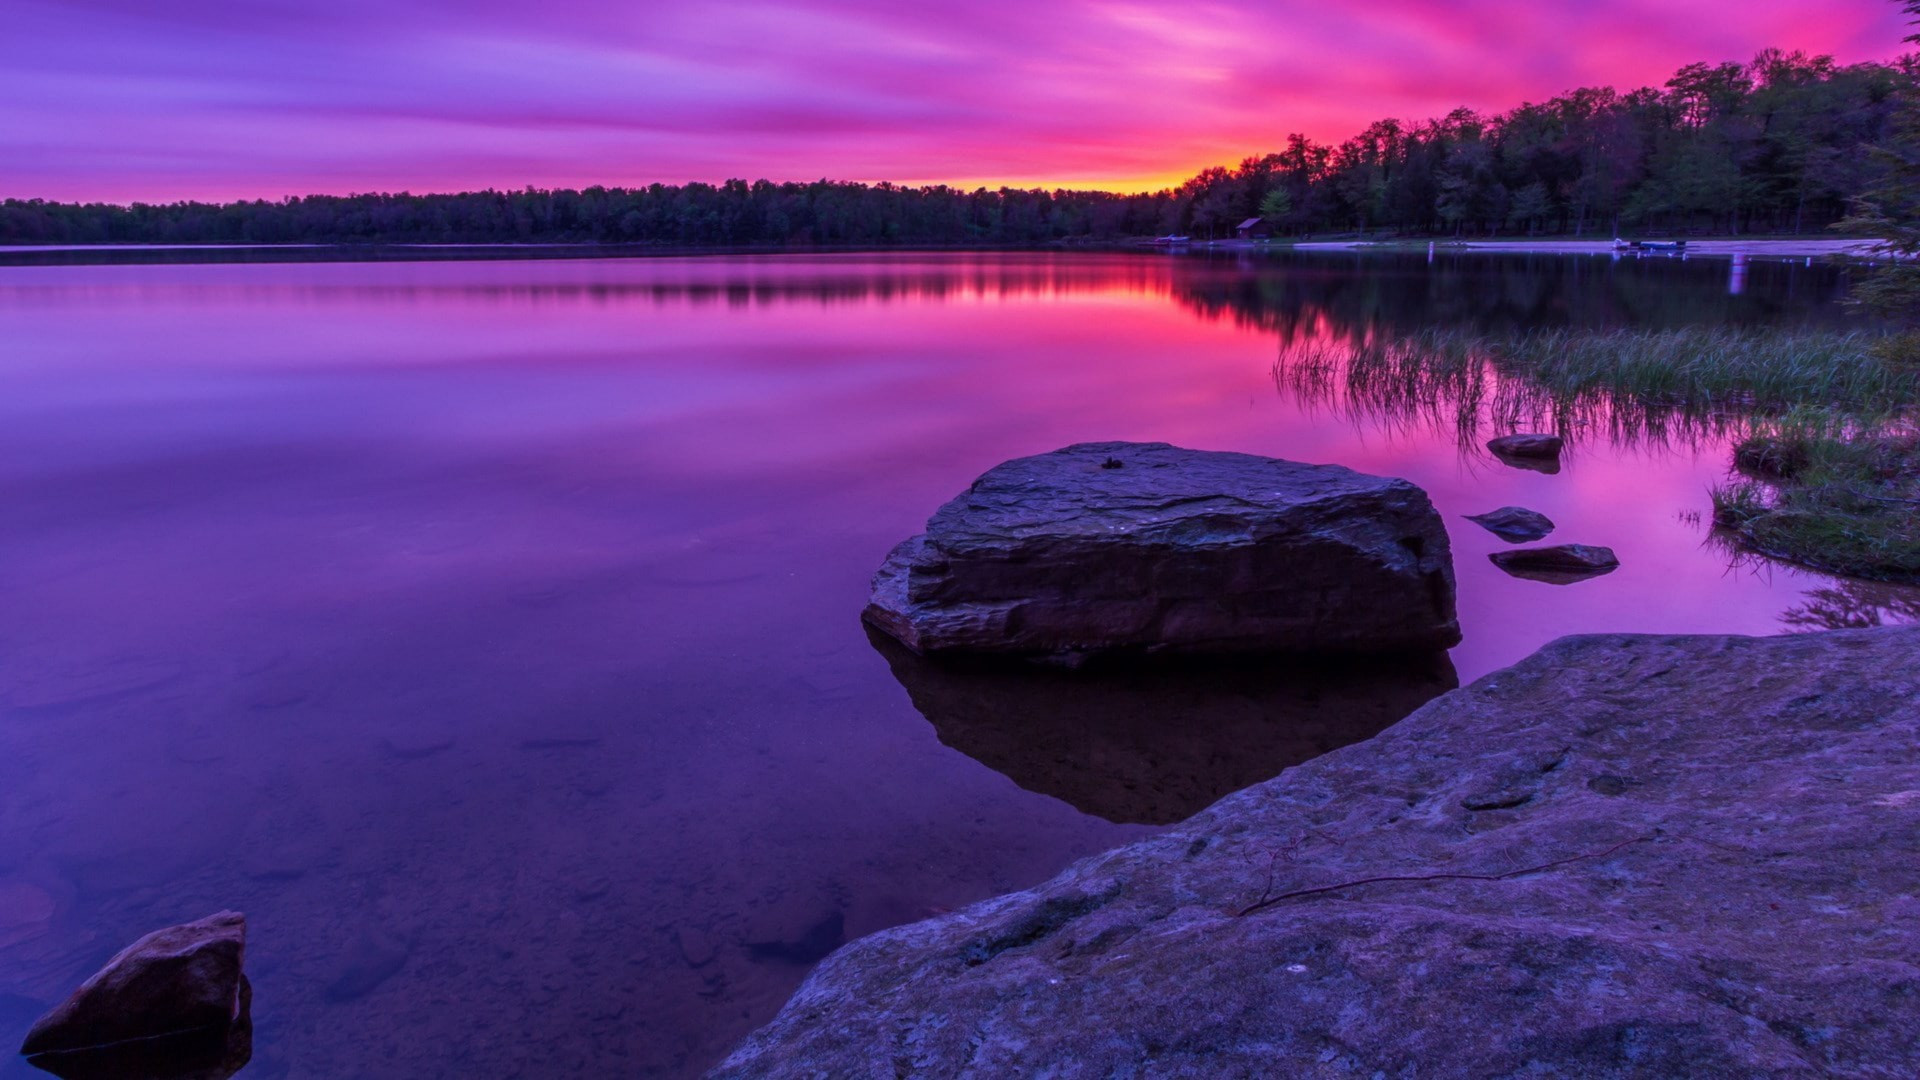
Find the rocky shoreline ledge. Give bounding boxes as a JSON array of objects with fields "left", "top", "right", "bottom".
[{"left": 717, "top": 626, "right": 1920, "bottom": 1077}]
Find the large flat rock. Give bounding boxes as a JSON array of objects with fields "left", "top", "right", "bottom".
[
  {"left": 864, "top": 442, "right": 1460, "bottom": 659},
  {"left": 717, "top": 627, "right": 1920, "bottom": 1078}
]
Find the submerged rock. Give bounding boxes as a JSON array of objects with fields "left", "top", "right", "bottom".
[
  {"left": 323, "top": 927, "right": 411, "bottom": 1003},
  {"left": 869, "top": 626, "right": 1456, "bottom": 824},
  {"left": 864, "top": 442, "right": 1459, "bottom": 660},
  {"left": 1464, "top": 505, "right": 1555, "bottom": 543},
  {"left": 1487, "top": 432, "right": 1565, "bottom": 461},
  {"left": 716, "top": 628, "right": 1920, "bottom": 1078},
  {"left": 745, "top": 911, "right": 845, "bottom": 966},
  {"left": 20, "top": 911, "right": 250, "bottom": 1079},
  {"left": 1490, "top": 543, "right": 1620, "bottom": 583},
  {"left": 676, "top": 926, "right": 716, "bottom": 969}
]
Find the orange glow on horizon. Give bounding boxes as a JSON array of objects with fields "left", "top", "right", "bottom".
[{"left": 1, "top": 1, "right": 1908, "bottom": 204}]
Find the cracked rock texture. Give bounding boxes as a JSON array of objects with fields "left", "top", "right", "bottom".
[
  {"left": 716, "top": 627, "right": 1920, "bottom": 1078},
  {"left": 863, "top": 442, "right": 1460, "bottom": 659}
]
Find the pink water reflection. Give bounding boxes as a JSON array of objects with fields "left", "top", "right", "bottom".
[{"left": 0, "top": 251, "right": 1909, "bottom": 1078}]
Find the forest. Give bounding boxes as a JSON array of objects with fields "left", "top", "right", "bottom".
[{"left": 1, "top": 48, "right": 1911, "bottom": 246}]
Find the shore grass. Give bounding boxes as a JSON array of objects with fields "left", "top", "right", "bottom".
[
  {"left": 1712, "top": 415, "right": 1920, "bottom": 583},
  {"left": 1277, "top": 325, "right": 1920, "bottom": 582},
  {"left": 1487, "top": 327, "right": 1915, "bottom": 411},
  {"left": 1277, "top": 326, "right": 1919, "bottom": 445}
]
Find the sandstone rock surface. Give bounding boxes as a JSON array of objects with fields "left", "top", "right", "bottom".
[
  {"left": 864, "top": 442, "right": 1459, "bottom": 659},
  {"left": 717, "top": 628, "right": 1920, "bottom": 1078}
]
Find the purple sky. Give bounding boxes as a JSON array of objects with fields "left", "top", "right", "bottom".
[{"left": 4, "top": 0, "right": 1909, "bottom": 203}]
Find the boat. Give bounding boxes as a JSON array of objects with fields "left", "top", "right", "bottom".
[
  {"left": 1613, "top": 238, "right": 1688, "bottom": 251},
  {"left": 1147, "top": 235, "right": 1192, "bottom": 246}
]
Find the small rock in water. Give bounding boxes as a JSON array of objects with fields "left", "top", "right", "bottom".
[
  {"left": 746, "top": 910, "right": 845, "bottom": 965},
  {"left": 1486, "top": 433, "right": 1565, "bottom": 461},
  {"left": 676, "top": 926, "right": 716, "bottom": 968},
  {"left": 382, "top": 731, "right": 455, "bottom": 759},
  {"left": 20, "top": 911, "right": 250, "bottom": 1079},
  {"left": 241, "top": 851, "right": 311, "bottom": 883},
  {"left": 324, "top": 928, "right": 411, "bottom": 1002},
  {"left": 1465, "top": 506, "right": 1556, "bottom": 543},
  {"left": 1489, "top": 544, "right": 1620, "bottom": 584}
]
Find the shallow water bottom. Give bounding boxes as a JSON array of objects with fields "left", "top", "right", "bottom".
[{"left": 0, "top": 251, "right": 1914, "bottom": 1077}]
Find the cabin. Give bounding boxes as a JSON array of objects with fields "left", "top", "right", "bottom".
[{"left": 1236, "top": 217, "right": 1273, "bottom": 239}]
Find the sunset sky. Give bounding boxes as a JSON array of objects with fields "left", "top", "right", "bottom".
[{"left": 4, "top": 0, "right": 1909, "bottom": 204}]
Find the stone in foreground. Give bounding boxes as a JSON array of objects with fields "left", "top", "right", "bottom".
[
  {"left": 1465, "top": 505, "right": 1555, "bottom": 543},
  {"left": 716, "top": 628, "right": 1920, "bottom": 1078},
  {"left": 21, "top": 911, "right": 250, "bottom": 1079},
  {"left": 1490, "top": 542, "right": 1620, "bottom": 583},
  {"left": 1487, "top": 432, "right": 1565, "bottom": 460},
  {"left": 864, "top": 442, "right": 1459, "bottom": 659}
]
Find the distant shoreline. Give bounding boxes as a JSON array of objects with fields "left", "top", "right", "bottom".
[
  {"left": 0, "top": 237, "right": 1892, "bottom": 267},
  {"left": 1282, "top": 238, "right": 1891, "bottom": 259}
]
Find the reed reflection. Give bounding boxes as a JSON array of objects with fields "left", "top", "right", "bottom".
[{"left": 1272, "top": 326, "right": 1909, "bottom": 457}]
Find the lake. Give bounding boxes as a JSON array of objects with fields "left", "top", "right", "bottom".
[{"left": 1, "top": 250, "right": 1914, "bottom": 1078}]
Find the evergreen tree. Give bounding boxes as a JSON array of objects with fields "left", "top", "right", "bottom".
[{"left": 1839, "top": 2, "right": 1920, "bottom": 318}]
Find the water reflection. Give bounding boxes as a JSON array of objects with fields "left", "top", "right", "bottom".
[
  {"left": 1271, "top": 325, "right": 1898, "bottom": 458},
  {"left": 869, "top": 629, "right": 1458, "bottom": 826},
  {"left": 0, "top": 249, "right": 1854, "bottom": 336},
  {"left": 1170, "top": 251, "right": 1851, "bottom": 338},
  {"left": 1781, "top": 580, "right": 1920, "bottom": 630},
  {"left": 2, "top": 249, "right": 1914, "bottom": 1079}
]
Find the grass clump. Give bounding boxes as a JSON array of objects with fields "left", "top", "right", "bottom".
[
  {"left": 1712, "top": 413, "right": 1920, "bottom": 583},
  {"left": 1486, "top": 327, "right": 1916, "bottom": 413},
  {"left": 1274, "top": 323, "right": 1920, "bottom": 582},
  {"left": 1276, "top": 326, "right": 1919, "bottom": 448}
]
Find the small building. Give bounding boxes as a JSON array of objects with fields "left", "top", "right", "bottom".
[{"left": 1236, "top": 217, "right": 1274, "bottom": 239}]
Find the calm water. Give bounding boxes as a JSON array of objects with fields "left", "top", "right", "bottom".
[{"left": 1, "top": 251, "right": 1914, "bottom": 1078}]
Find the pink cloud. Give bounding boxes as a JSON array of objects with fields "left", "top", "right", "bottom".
[{"left": 2, "top": 0, "right": 1908, "bottom": 202}]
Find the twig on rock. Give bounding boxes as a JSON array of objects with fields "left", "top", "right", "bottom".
[
  {"left": 1233, "top": 834, "right": 1655, "bottom": 918},
  {"left": 1240, "top": 832, "right": 1338, "bottom": 915}
]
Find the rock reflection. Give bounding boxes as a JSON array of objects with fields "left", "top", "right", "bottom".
[{"left": 869, "top": 628, "right": 1457, "bottom": 825}]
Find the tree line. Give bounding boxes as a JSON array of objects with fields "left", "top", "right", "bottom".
[{"left": 3, "top": 48, "right": 1913, "bottom": 246}]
